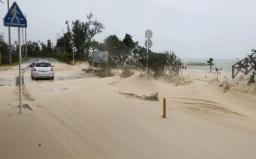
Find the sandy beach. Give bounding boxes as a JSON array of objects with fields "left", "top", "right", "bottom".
[{"left": 0, "top": 60, "right": 256, "bottom": 159}]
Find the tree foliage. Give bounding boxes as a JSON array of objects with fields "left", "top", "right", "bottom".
[
  {"left": 123, "top": 34, "right": 136, "bottom": 51},
  {"left": 0, "top": 38, "right": 8, "bottom": 54},
  {"left": 27, "top": 41, "right": 40, "bottom": 56},
  {"left": 0, "top": 38, "right": 9, "bottom": 64},
  {"left": 46, "top": 40, "right": 53, "bottom": 53},
  {"left": 72, "top": 20, "right": 86, "bottom": 55},
  {"left": 1, "top": 11, "right": 184, "bottom": 75},
  {"left": 104, "top": 35, "right": 126, "bottom": 64},
  {"left": 207, "top": 58, "right": 214, "bottom": 72},
  {"left": 148, "top": 52, "right": 168, "bottom": 77},
  {"left": 104, "top": 34, "right": 138, "bottom": 65},
  {"left": 165, "top": 51, "right": 183, "bottom": 75},
  {"left": 71, "top": 13, "right": 104, "bottom": 58},
  {"left": 56, "top": 22, "right": 73, "bottom": 54}
]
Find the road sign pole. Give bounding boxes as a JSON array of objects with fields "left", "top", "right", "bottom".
[
  {"left": 25, "top": 25, "right": 27, "bottom": 58},
  {"left": 22, "top": 27, "right": 25, "bottom": 58},
  {"left": 7, "top": 0, "right": 12, "bottom": 64},
  {"left": 22, "top": 28, "right": 24, "bottom": 57},
  {"left": 8, "top": 27, "right": 12, "bottom": 63},
  {"left": 4, "top": 2, "right": 27, "bottom": 114},
  {"left": 147, "top": 40, "right": 149, "bottom": 74},
  {"left": 18, "top": 27, "right": 22, "bottom": 114}
]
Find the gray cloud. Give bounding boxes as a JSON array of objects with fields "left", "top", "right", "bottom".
[{"left": 1, "top": 0, "right": 256, "bottom": 58}]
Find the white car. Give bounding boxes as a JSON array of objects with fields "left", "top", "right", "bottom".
[{"left": 31, "top": 61, "right": 54, "bottom": 80}]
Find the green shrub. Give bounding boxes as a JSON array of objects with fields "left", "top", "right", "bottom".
[
  {"left": 148, "top": 53, "right": 167, "bottom": 78},
  {"left": 95, "top": 65, "right": 114, "bottom": 78}
]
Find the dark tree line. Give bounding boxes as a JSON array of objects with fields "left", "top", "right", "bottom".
[
  {"left": 0, "top": 36, "right": 9, "bottom": 64},
  {"left": 26, "top": 40, "right": 53, "bottom": 57},
  {"left": 0, "top": 36, "right": 19, "bottom": 64},
  {"left": 103, "top": 34, "right": 182, "bottom": 77},
  {"left": 1, "top": 12, "right": 183, "bottom": 78}
]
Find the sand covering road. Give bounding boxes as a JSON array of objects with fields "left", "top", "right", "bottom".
[{"left": 0, "top": 60, "right": 256, "bottom": 159}]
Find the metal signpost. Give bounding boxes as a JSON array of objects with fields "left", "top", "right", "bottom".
[
  {"left": 4, "top": 2, "right": 27, "bottom": 113},
  {"left": 7, "top": 0, "right": 12, "bottom": 64},
  {"left": 25, "top": 22, "right": 28, "bottom": 58},
  {"left": 145, "top": 29, "right": 153, "bottom": 74}
]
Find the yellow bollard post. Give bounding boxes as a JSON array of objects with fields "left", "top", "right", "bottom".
[{"left": 163, "top": 98, "right": 167, "bottom": 118}]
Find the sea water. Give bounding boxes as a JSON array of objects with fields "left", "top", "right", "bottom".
[{"left": 182, "top": 58, "right": 237, "bottom": 73}]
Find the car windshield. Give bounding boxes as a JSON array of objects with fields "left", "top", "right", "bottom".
[{"left": 35, "top": 62, "right": 51, "bottom": 67}]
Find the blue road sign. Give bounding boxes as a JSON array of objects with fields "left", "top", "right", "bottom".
[{"left": 4, "top": 2, "right": 27, "bottom": 28}]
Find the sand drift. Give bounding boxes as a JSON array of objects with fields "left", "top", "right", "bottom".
[{"left": 0, "top": 59, "right": 256, "bottom": 159}]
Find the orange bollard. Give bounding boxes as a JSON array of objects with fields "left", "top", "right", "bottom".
[{"left": 163, "top": 98, "right": 167, "bottom": 118}]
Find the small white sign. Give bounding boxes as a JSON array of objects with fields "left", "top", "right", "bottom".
[
  {"left": 145, "top": 39, "right": 153, "bottom": 48},
  {"left": 145, "top": 29, "right": 153, "bottom": 39}
]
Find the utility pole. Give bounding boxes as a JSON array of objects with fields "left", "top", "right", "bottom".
[{"left": 7, "top": 0, "right": 12, "bottom": 64}]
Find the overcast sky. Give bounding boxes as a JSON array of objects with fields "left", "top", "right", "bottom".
[{"left": 0, "top": 0, "right": 256, "bottom": 58}]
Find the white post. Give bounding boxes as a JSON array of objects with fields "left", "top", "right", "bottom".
[{"left": 18, "top": 27, "right": 22, "bottom": 114}]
